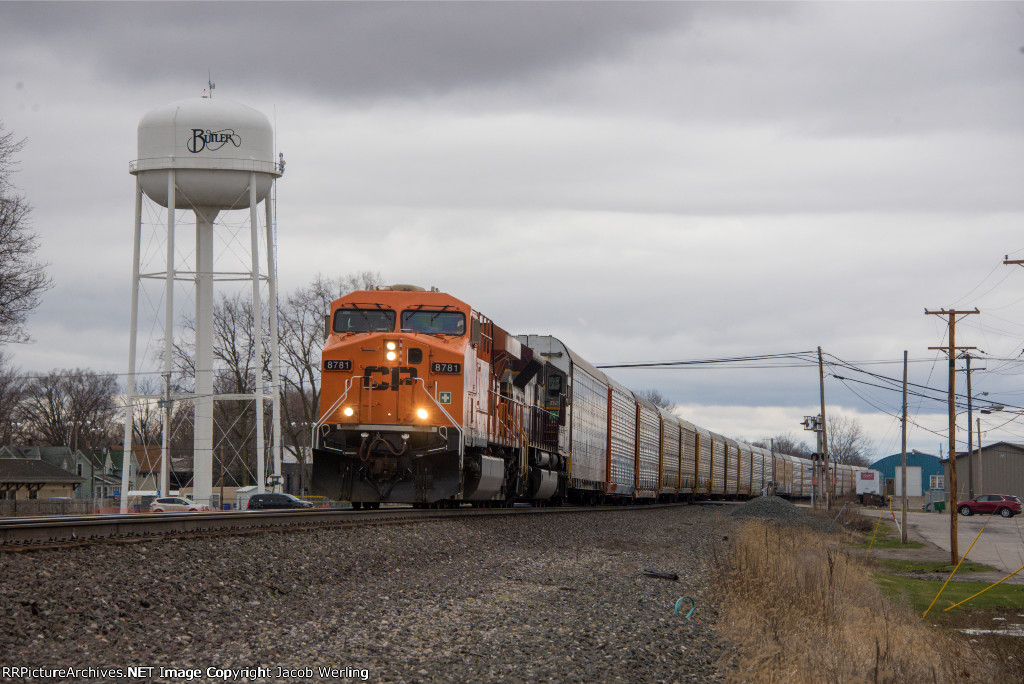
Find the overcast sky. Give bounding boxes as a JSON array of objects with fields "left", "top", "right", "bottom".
[{"left": 3, "top": 1, "right": 1024, "bottom": 463}]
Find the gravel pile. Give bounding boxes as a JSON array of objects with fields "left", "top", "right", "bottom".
[
  {"left": 729, "top": 496, "right": 832, "bottom": 532},
  {"left": 0, "top": 506, "right": 736, "bottom": 683}
]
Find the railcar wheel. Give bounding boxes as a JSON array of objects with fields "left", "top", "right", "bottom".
[{"left": 959, "top": 505, "right": 972, "bottom": 516}]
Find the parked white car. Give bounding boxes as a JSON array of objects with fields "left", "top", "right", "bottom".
[{"left": 149, "top": 497, "right": 210, "bottom": 512}]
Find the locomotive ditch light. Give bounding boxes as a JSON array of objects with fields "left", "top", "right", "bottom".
[
  {"left": 416, "top": 408, "right": 429, "bottom": 420},
  {"left": 343, "top": 407, "right": 355, "bottom": 417}
]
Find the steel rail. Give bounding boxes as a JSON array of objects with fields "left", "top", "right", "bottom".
[{"left": 0, "top": 503, "right": 688, "bottom": 551}]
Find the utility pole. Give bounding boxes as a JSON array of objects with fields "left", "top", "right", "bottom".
[
  {"left": 977, "top": 417, "right": 982, "bottom": 494},
  {"left": 925, "top": 307, "right": 979, "bottom": 565},
  {"left": 818, "top": 347, "right": 830, "bottom": 510},
  {"left": 958, "top": 354, "right": 986, "bottom": 500},
  {"left": 901, "top": 350, "right": 908, "bottom": 544}
]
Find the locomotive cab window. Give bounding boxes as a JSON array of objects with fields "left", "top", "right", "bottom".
[
  {"left": 332, "top": 308, "right": 396, "bottom": 333},
  {"left": 401, "top": 310, "right": 466, "bottom": 336}
]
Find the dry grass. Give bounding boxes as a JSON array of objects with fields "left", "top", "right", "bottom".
[{"left": 712, "top": 520, "right": 1001, "bottom": 683}]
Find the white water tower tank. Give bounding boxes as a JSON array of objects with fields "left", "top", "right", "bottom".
[
  {"left": 121, "top": 94, "right": 285, "bottom": 513},
  {"left": 131, "top": 97, "right": 280, "bottom": 208}
]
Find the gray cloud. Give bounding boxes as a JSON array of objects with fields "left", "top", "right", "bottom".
[{"left": 3, "top": 2, "right": 694, "bottom": 100}]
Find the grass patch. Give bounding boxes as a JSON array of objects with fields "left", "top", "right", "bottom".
[
  {"left": 877, "top": 558, "right": 993, "bottom": 574},
  {"left": 848, "top": 519, "right": 925, "bottom": 549},
  {"left": 875, "top": 573, "right": 1024, "bottom": 618},
  {"left": 713, "top": 520, "right": 1002, "bottom": 682}
]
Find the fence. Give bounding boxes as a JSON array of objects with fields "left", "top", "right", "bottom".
[{"left": 0, "top": 498, "right": 118, "bottom": 517}]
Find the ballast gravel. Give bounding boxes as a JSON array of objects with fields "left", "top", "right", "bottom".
[
  {"left": 729, "top": 494, "right": 833, "bottom": 532},
  {"left": 0, "top": 505, "right": 743, "bottom": 683}
]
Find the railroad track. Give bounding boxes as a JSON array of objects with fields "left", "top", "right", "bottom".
[{"left": 0, "top": 502, "right": 689, "bottom": 551}]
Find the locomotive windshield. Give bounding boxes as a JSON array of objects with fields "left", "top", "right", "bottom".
[
  {"left": 333, "top": 308, "right": 396, "bottom": 333},
  {"left": 401, "top": 310, "right": 466, "bottom": 336}
]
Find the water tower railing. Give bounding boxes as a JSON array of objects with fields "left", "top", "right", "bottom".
[{"left": 129, "top": 157, "right": 283, "bottom": 176}]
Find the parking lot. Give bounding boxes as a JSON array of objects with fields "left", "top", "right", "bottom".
[{"left": 898, "top": 509, "right": 1024, "bottom": 574}]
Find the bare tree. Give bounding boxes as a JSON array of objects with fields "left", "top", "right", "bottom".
[
  {"left": 129, "top": 376, "right": 166, "bottom": 446},
  {"left": 636, "top": 388, "right": 676, "bottom": 411},
  {"left": 17, "top": 369, "right": 119, "bottom": 448},
  {"left": 827, "top": 414, "right": 874, "bottom": 466},
  {"left": 0, "top": 123, "right": 52, "bottom": 344},
  {"left": 0, "top": 352, "right": 23, "bottom": 444},
  {"left": 278, "top": 272, "right": 383, "bottom": 493},
  {"left": 752, "top": 432, "right": 813, "bottom": 458}
]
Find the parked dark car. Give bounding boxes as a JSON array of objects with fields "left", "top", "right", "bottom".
[
  {"left": 956, "top": 494, "right": 1022, "bottom": 518},
  {"left": 247, "top": 493, "right": 315, "bottom": 510}
]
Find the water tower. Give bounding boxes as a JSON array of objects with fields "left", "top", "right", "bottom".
[{"left": 120, "top": 94, "right": 284, "bottom": 512}]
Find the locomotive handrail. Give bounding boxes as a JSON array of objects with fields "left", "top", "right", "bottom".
[
  {"left": 413, "top": 377, "right": 464, "bottom": 455},
  {"left": 487, "top": 388, "right": 560, "bottom": 419},
  {"left": 312, "top": 377, "right": 357, "bottom": 449},
  {"left": 497, "top": 401, "right": 530, "bottom": 479}
]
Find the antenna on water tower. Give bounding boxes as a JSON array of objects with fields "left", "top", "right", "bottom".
[{"left": 120, "top": 95, "right": 285, "bottom": 512}]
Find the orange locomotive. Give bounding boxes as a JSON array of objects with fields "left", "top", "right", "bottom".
[{"left": 311, "top": 285, "right": 567, "bottom": 507}]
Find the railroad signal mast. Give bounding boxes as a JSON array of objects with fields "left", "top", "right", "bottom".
[{"left": 802, "top": 415, "right": 824, "bottom": 509}]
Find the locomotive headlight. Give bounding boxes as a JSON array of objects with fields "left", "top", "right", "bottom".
[
  {"left": 386, "top": 350, "right": 398, "bottom": 361},
  {"left": 416, "top": 408, "right": 429, "bottom": 420},
  {"left": 342, "top": 407, "right": 355, "bottom": 417},
  {"left": 385, "top": 341, "right": 397, "bottom": 351}
]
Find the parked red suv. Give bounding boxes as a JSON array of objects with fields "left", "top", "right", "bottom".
[{"left": 956, "top": 494, "right": 1022, "bottom": 518}]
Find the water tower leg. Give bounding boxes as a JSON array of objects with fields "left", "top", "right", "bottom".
[
  {"left": 265, "top": 189, "right": 283, "bottom": 492},
  {"left": 160, "top": 171, "right": 175, "bottom": 499},
  {"left": 193, "top": 207, "right": 217, "bottom": 507},
  {"left": 121, "top": 180, "right": 143, "bottom": 513},
  {"left": 250, "top": 174, "right": 267, "bottom": 494}
]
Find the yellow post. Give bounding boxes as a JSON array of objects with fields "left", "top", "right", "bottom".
[
  {"left": 922, "top": 526, "right": 985, "bottom": 618},
  {"left": 943, "top": 563, "right": 1024, "bottom": 613},
  {"left": 865, "top": 510, "right": 886, "bottom": 558}
]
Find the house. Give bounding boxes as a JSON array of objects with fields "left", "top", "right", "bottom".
[
  {"left": 106, "top": 445, "right": 192, "bottom": 495},
  {"left": 0, "top": 456, "right": 84, "bottom": 500},
  {"left": 131, "top": 445, "right": 163, "bottom": 492},
  {"left": 108, "top": 447, "right": 139, "bottom": 497},
  {"left": 75, "top": 448, "right": 121, "bottom": 499},
  {"left": 947, "top": 441, "right": 1024, "bottom": 501}
]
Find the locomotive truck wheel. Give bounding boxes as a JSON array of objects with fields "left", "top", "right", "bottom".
[
  {"left": 1000, "top": 507, "right": 1013, "bottom": 518},
  {"left": 959, "top": 505, "right": 972, "bottom": 516}
]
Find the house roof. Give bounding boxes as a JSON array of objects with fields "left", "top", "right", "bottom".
[
  {"left": 131, "top": 446, "right": 162, "bottom": 473},
  {"left": 0, "top": 458, "right": 85, "bottom": 485},
  {"left": 79, "top": 449, "right": 107, "bottom": 469},
  {"left": 93, "top": 472, "right": 121, "bottom": 485}
]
